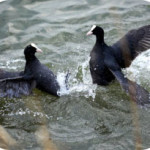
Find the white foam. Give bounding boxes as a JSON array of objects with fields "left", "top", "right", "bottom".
[
  {"left": 144, "top": 0, "right": 150, "bottom": 2},
  {"left": 7, "top": 108, "right": 50, "bottom": 119},
  {"left": 57, "top": 72, "right": 70, "bottom": 96},
  {"left": 57, "top": 57, "right": 97, "bottom": 99},
  {"left": 0, "top": 0, "right": 6, "bottom": 3},
  {"left": 124, "top": 49, "right": 150, "bottom": 87}
]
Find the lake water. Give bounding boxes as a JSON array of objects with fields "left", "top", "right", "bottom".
[{"left": 0, "top": 0, "right": 150, "bottom": 150}]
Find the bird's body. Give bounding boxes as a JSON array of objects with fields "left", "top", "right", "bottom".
[
  {"left": 88, "top": 25, "right": 150, "bottom": 86},
  {"left": 24, "top": 55, "right": 60, "bottom": 96},
  {"left": 89, "top": 43, "right": 115, "bottom": 85}
]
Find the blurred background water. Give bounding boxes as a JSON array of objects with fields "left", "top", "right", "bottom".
[{"left": 0, "top": 0, "right": 150, "bottom": 150}]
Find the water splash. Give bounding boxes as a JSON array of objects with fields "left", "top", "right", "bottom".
[
  {"left": 57, "top": 72, "right": 70, "bottom": 96},
  {"left": 7, "top": 108, "right": 50, "bottom": 119},
  {"left": 124, "top": 49, "right": 150, "bottom": 88},
  {"left": 144, "top": 0, "right": 150, "bottom": 2},
  {"left": 57, "top": 57, "right": 97, "bottom": 99},
  {"left": 0, "top": 0, "right": 6, "bottom": 3}
]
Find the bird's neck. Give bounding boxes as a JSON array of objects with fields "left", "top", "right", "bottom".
[
  {"left": 24, "top": 56, "right": 39, "bottom": 74},
  {"left": 96, "top": 35, "right": 104, "bottom": 44},
  {"left": 95, "top": 38, "right": 105, "bottom": 48},
  {"left": 93, "top": 37, "right": 106, "bottom": 53},
  {"left": 25, "top": 55, "right": 37, "bottom": 62}
]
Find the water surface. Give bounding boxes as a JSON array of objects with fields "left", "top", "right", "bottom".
[{"left": 0, "top": 0, "right": 150, "bottom": 150}]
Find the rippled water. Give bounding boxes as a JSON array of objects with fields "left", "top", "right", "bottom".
[{"left": 0, "top": 0, "right": 150, "bottom": 150}]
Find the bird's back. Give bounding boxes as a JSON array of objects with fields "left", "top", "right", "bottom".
[
  {"left": 27, "top": 60, "right": 60, "bottom": 96},
  {"left": 0, "top": 69, "right": 22, "bottom": 79}
]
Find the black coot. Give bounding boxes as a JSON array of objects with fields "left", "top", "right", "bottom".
[
  {"left": 0, "top": 43, "right": 60, "bottom": 98},
  {"left": 23, "top": 43, "right": 60, "bottom": 96},
  {"left": 87, "top": 25, "right": 150, "bottom": 105}
]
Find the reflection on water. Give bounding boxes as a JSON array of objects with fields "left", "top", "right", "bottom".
[{"left": 0, "top": 0, "right": 150, "bottom": 150}]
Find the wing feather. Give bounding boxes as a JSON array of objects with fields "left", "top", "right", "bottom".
[
  {"left": 112, "top": 25, "right": 150, "bottom": 67},
  {"left": 0, "top": 77, "right": 36, "bottom": 98}
]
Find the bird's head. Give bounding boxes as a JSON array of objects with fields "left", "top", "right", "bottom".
[
  {"left": 24, "top": 43, "right": 42, "bottom": 59},
  {"left": 87, "top": 25, "right": 104, "bottom": 41}
]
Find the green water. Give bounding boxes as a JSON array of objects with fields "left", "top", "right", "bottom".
[{"left": 0, "top": 0, "right": 150, "bottom": 150}]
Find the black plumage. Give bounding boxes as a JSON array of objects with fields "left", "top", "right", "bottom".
[
  {"left": 87, "top": 25, "right": 150, "bottom": 105},
  {"left": 0, "top": 43, "right": 60, "bottom": 98},
  {"left": 23, "top": 43, "right": 60, "bottom": 96},
  {"left": 0, "top": 69, "right": 35, "bottom": 98},
  {"left": 0, "top": 69, "right": 22, "bottom": 79}
]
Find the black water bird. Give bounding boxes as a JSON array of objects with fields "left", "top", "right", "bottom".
[
  {"left": 0, "top": 43, "right": 60, "bottom": 98},
  {"left": 23, "top": 43, "right": 60, "bottom": 96},
  {"left": 87, "top": 25, "right": 150, "bottom": 105}
]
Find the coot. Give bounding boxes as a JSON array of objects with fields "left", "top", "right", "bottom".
[
  {"left": 23, "top": 43, "right": 60, "bottom": 96},
  {"left": 0, "top": 43, "right": 60, "bottom": 98},
  {"left": 87, "top": 25, "right": 150, "bottom": 105}
]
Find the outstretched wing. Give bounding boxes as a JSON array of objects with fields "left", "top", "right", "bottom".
[
  {"left": 0, "top": 76, "right": 36, "bottom": 98},
  {"left": 104, "top": 54, "right": 150, "bottom": 106},
  {"left": 112, "top": 25, "right": 150, "bottom": 67},
  {"left": 110, "top": 69, "right": 150, "bottom": 106}
]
